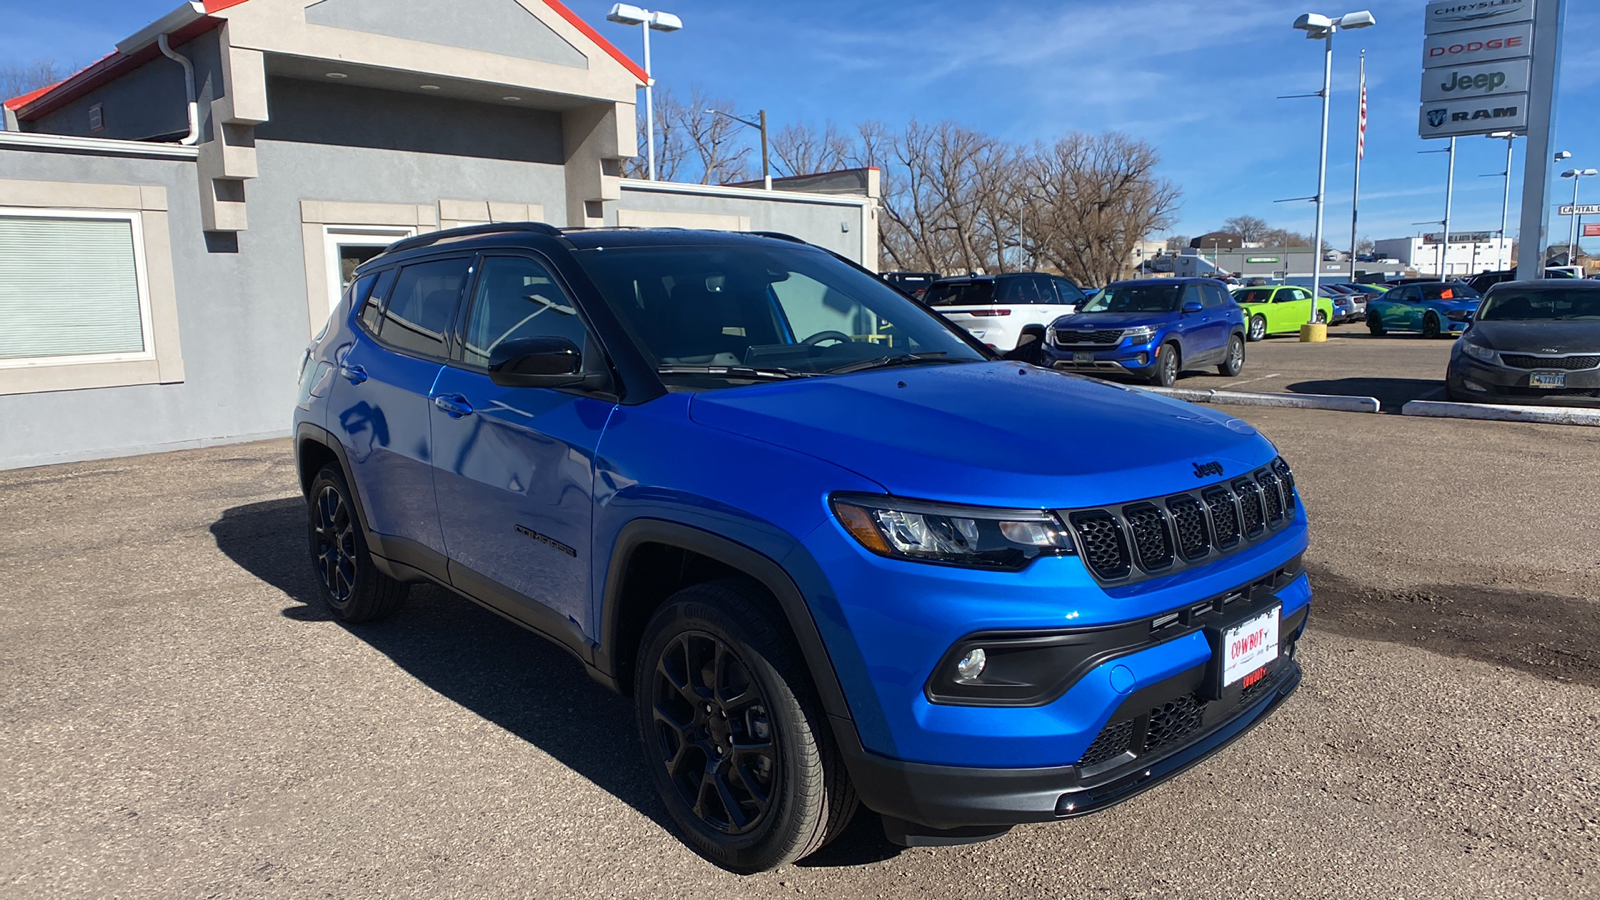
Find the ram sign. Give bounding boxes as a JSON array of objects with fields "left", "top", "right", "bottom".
[
  {"left": 1419, "top": 0, "right": 1535, "bottom": 139},
  {"left": 1419, "top": 96, "right": 1527, "bottom": 137}
]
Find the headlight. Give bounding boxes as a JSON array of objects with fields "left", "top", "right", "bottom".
[
  {"left": 1446, "top": 309, "right": 1473, "bottom": 322},
  {"left": 831, "top": 494, "right": 1075, "bottom": 570},
  {"left": 1122, "top": 326, "right": 1156, "bottom": 344},
  {"left": 1461, "top": 339, "right": 1497, "bottom": 363},
  {"left": 1046, "top": 325, "right": 1058, "bottom": 346}
]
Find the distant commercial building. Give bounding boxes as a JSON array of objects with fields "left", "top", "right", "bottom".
[
  {"left": 1373, "top": 234, "right": 1511, "bottom": 278},
  {"left": 1171, "top": 246, "right": 1406, "bottom": 284}
]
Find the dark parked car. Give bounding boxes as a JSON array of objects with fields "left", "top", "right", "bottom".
[
  {"left": 1446, "top": 281, "right": 1600, "bottom": 404},
  {"left": 883, "top": 270, "right": 939, "bottom": 299},
  {"left": 1466, "top": 267, "right": 1581, "bottom": 295}
]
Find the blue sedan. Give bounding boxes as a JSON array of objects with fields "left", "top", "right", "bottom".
[{"left": 1365, "top": 282, "right": 1483, "bottom": 338}]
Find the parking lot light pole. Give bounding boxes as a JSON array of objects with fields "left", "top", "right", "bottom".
[
  {"left": 705, "top": 108, "right": 772, "bottom": 189},
  {"left": 606, "top": 4, "right": 683, "bottom": 182},
  {"left": 1561, "top": 167, "right": 1599, "bottom": 263},
  {"left": 1486, "top": 133, "right": 1519, "bottom": 270},
  {"left": 1293, "top": 10, "right": 1375, "bottom": 323}
]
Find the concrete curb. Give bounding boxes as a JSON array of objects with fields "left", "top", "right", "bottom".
[
  {"left": 1142, "top": 386, "right": 1382, "bottom": 413},
  {"left": 1400, "top": 400, "right": 1600, "bottom": 427}
]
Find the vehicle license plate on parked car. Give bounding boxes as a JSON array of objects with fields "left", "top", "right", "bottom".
[
  {"left": 1073, "top": 351, "right": 1094, "bottom": 364},
  {"left": 1530, "top": 372, "right": 1565, "bottom": 389},
  {"left": 1222, "top": 606, "right": 1280, "bottom": 687}
]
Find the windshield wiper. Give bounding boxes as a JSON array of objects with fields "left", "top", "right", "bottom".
[
  {"left": 656, "top": 364, "right": 814, "bottom": 381},
  {"left": 826, "top": 352, "right": 963, "bottom": 375}
]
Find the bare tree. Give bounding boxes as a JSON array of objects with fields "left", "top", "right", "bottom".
[
  {"left": 1355, "top": 236, "right": 1375, "bottom": 255},
  {"left": 1165, "top": 234, "right": 1190, "bottom": 252},
  {"left": 771, "top": 121, "right": 851, "bottom": 177},
  {"left": 1, "top": 61, "right": 67, "bottom": 129},
  {"left": 1222, "top": 215, "right": 1270, "bottom": 243},
  {"left": 620, "top": 86, "right": 750, "bottom": 184}
]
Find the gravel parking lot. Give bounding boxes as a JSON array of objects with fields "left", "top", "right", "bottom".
[{"left": 3, "top": 408, "right": 1597, "bottom": 899}]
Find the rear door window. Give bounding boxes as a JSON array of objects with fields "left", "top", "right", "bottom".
[{"left": 378, "top": 256, "right": 473, "bottom": 358}]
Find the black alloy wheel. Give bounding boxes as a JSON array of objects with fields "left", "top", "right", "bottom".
[
  {"left": 1218, "top": 334, "right": 1245, "bottom": 377},
  {"left": 1247, "top": 315, "right": 1267, "bottom": 342},
  {"left": 1367, "top": 312, "right": 1386, "bottom": 335},
  {"left": 1149, "top": 342, "right": 1180, "bottom": 387},
  {"left": 1422, "top": 314, "right": 1442, "bottom": 339},
  {"left": 651, "top": 631, "right": 778, "bottom": 837},
  {"left": 305, "top": 465, "right": 407, "bottom": 622}
]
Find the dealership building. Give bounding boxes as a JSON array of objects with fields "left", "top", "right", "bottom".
[
  {"left": 0, "top": 0, "right": 880, "bottom": 469},
  {"left": 1372, "top": 234, "right": 1512, "bottom": 278}
]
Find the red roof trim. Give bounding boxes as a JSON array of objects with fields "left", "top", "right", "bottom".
[
  {"left": 3, "top": 80, "right": 62, "bottom": 111},
  {"left": 201, "top": 0, "right": 251, "bottom": 11},
  {"left": 539, "top": 0, "right": 649, "bottom": 85}
]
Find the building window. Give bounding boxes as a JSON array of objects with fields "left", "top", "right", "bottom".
[
  {"left": 321, "top": 225, "right": 415, "bottom": 320},
  {"left": 0, "top": 210, "right": 153, "bottom": 366}
]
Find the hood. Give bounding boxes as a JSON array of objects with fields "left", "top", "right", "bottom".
[
  {"left": 688, "top": 362, "right": 1277, "bottom": 509},
  {"left": 1049, "top": 310, "right": 1175, "bottom": 330},
  {"left": 1470, "top": 319, "right": 1600, "bottom": 353}
]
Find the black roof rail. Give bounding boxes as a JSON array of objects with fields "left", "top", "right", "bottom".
[
  {"left": 386, "top": 222, "right": 563, "bottom": 254},
  {"left": 749, "top": 230, "right": 808, "bottom": 244}
]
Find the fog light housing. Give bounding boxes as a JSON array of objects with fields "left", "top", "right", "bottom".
[{"left": 955, "top": 648, "right": 987, "bottom": 683}]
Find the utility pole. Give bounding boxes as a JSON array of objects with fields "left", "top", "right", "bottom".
[{"left": 1349, "top": 50, "right": 1365, "bottom": 281}]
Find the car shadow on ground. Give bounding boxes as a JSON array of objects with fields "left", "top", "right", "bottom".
[
  {"left": 209, "top": 498, "right": 904, "bottom": 868},
  {"left": 1284, "top": 377, "right": 1443, "bottom": 412}
]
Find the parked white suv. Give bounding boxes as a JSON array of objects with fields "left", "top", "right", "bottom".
[{"left": 924, "top": 273, "right": 1087, "bottom": 352}]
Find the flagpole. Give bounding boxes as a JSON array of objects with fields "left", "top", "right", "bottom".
[{"left": 1349, "top": 50, "right": 1365, "bottom": 281}]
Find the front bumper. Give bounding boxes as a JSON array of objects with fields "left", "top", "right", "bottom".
[
  {"left": 844, "top": 630, "right": 1305, "bottom": 830},
  {"left": 1448, "top": 354, "right": 1600, "bottom": 401},
  {"left": 1039, "top": 338, "right": 1161, "bottom": 375}
]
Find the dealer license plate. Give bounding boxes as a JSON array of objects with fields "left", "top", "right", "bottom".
[
  {"left": 1529, "top": 372, "right": 1566, "bottom": 389},
  {"left": 1073, "top": 351, "right": 1094, "bottom": 364},
  {"left": 1221, "top": 606, "right": 1280, "bottom": 687}
]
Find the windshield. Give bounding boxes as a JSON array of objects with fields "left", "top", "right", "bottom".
[
  {"left": 571, "top": 243, "right": 987, "bottom": 386},
  {"left": 1080, "top": 283, "right": 1182, "bottom": 314},
  {"left": 1477, "top": 288, "right": 1600, "bottom": 321},
  {"left": 922, "top": 281, "right": 996, "bottom": 307}
]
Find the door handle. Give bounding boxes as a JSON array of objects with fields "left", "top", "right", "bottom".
[
  {"left": 432, "top": 394, "right": 474, "bottom": 418},
  {"left": 339, "top": 364, "right": 367, "bottom": 384}
]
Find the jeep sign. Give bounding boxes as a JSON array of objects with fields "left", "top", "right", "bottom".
[
  {"left": 1421, "top": 59, "right": 1531, "bottom": 101},
  {"left": 1422, "top": 21, "right": 1533, "bottom": 69},
  {"left": 1424, "top": 0, "right": 1534, "bottom": 35},
  {"left": 1419, "top": 95, "right": 1528, "bottom": 136}
]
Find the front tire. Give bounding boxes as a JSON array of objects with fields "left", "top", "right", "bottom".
[
  {"left": 306, "top": 465, "right": 407, "bottom": 622},
  {"left": 1217, "top": 334, "right": 1245, "bottom": 377},
  {"left": 1147, "top": 342, "right": 1180, "bottom": 387},
  {"left": 1422, "top": 314, "right": 1442, "bottom": 339},
  {"left": 1247, "top": 314, "right": 1267, "bottom": 342},
  {"left": 635, "top": 580, "right": 856, "bottom": 873},
  {"left": 1367, "top": 312, "right": 1386, "bottom": 335}
]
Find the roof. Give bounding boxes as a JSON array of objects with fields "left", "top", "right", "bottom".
[
  {"left": 1490, "top": 279, "right": 1600, "bottom": 291},
  {"left": 5, "top": 0, "right": 647, "bottom": 119},
  {"left": 1108, "top": 277, "right": 1226, "bottom": 287}
]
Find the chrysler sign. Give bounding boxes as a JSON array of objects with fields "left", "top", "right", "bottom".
[{"left": 1424, "top": 0, "right": 1534, "bottom": 35}]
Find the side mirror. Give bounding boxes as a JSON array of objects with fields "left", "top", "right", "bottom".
[
  {"left": 1182, "top": 300, "right": 1204, "bottom": 314},
  {"left": 488, "top": 336, "right": 606, "bottom": 389}
]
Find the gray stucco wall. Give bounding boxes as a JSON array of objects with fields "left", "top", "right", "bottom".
[
  {"left": 616, "top": 184, "right": 873, "bottom": 264},
  {"left": 305, "top": 0, "right": 586, "bottom": 69},
  {"left": 26, "top": 32, "right": 222, "bottom": 142}
]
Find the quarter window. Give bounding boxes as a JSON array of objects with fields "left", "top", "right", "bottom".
[
  {"left": 460, "top": 256, "right": 590, "bottom": 370},
  {"left": 378, "top": 257, "right": 472, "bottom": 358}
]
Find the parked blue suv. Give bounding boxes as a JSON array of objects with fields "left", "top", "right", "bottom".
[
  {"left": 1038, "top": 278, "right": 1248, "bottom": 386},
  {"left": 294, "top": 226, "right": 1310, "bottom": 872}
]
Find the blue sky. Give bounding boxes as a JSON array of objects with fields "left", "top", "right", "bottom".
[{"left": 5, "top": 0, "right": 1597, "bottom": 247}]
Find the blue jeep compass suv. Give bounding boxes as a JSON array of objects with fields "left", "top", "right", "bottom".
[{"left": 294, "top": 224, "right": 1310, "bottom": 872}]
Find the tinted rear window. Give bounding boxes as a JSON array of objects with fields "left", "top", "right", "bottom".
[
  {"left": 378, "top": 257, "right": 471, "bottom": 357},
  {"left": 1419, "top": 283, "right": 1480, "bottom": 301},
  {"left": 924, "top": 281, "right": 996, "bottom": 307}
]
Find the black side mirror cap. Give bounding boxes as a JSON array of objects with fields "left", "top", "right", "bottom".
[{"left": 488, "top": 336, "right": 605, "bottom": 389}]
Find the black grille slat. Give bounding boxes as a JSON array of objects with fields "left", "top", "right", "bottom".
[
  {"left": 1143, "top": 694, "right": 1208, "bottom": 753},
  {"left": 1257, "top": 470, "right": 1284, "bottom": 524},
  {"left": 1062, "top": 458, "right": 1297, "bottom": 584},
  {"left": 1167, "top": 496, "right": 1211, "bottom": 560},
  {"left": 1235, "top": 480, "right": 1265, "bottom": 537},
  {"left": 1070, "top": 512, "right": 1132, "bottom": 580},
  {"left": 1077, "top": 719, "right": 1135, "bottom": 768},
  {"left": 1203, "top": 487, "right": 1242, "bottom": 549},
  {"left": 1500, "top": 354, "right": 1600, "bottom": 371},
  {"left": 1124, "top": 504, "right": 1174, "bottom": 571},
  {"left": 1054, "top": 329, "right": 1123, "bottom": 346}
]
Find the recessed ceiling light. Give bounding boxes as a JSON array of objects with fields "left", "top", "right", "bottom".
[
  {"left": 419, "top": 84, "right": 440, "bottom": 90},
  {"left": 502, "top": 95, "right": 522, "bottom": 101},
  {"left": 325, "top": 72, "right": 347, "bottom": 79}
]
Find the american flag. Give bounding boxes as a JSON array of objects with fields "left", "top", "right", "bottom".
[{"left": 1357, "top": 69, "right": 1367, "bottom": 161}]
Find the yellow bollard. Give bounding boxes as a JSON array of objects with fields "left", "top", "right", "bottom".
[{"left": 1299, "top": 323, "right": 1328, "bottom": 342}]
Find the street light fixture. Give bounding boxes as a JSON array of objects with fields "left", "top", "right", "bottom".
[
  {"left": 606, "top": 3, "right": 682, "bottom": 182},
  {"left": 1292, "top": 9, "right": 1375, "bottom": 328},
  {"left": 704, "top": 108, "right": 773, "bottom": 190},
  {"left": 1560, "top": 167, "right": 1599, "bottom": 264}
]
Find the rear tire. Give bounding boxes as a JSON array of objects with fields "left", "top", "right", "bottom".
[
  {"left": 634, "top": 580, "right": 856, "bottom": 873},
  {"left": 1314, "top": 309, "right": 1328, "bottom": 325},
  {"left": 1366, "top": 312, "right": 1386, "bottom": 335},
  {"left": 1217, "top": 334, "right": 1245, "bottom": 377},
  {"left": 306, "top": 465, "right": 407, "bottom": 622},
  {"left": 1247, "top": 315, "right": 1267, "bottom": 342}
]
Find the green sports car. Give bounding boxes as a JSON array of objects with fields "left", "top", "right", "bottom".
[{"left": 1232, "top": 285, "right": 1337, "bottom": 341}]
